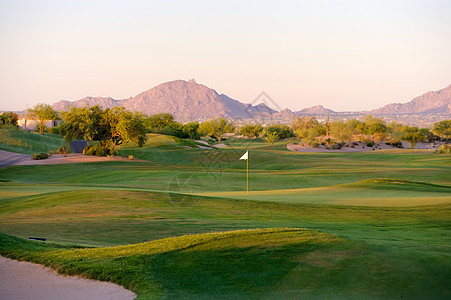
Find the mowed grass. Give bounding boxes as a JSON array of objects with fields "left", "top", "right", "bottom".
[
  {"left": 1, "top": 225, "right": 449, "bottom": 300},
  {"left": 1, "top": 135, "right": 450, "bottom": 202},
  {"left": 1, "top": 133, "right": 450, "bottom": 298},
  {"left": 0, "top": 128, "right": 65, "bottom": 154}
]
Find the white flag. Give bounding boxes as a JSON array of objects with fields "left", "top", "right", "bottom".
[{"left": 239, "top": 151, "right": 248, "bottom": 160}]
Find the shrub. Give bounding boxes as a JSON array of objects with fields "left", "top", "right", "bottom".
[
  {"left": 0, "top": 124, "right": 19, "bottom": 130},
  {"left": 366, "top": 141, "right": 375, "bottom": 147},
  {"left": 58, "top": 144, "right": 71, "bottom": 157},
  {"left": 312, "top": 141, "right": 320, "bottom": 148},
  {"left": 84, "top": 142, "right": 116, "bottom": 156},
  {"left": 332, "top": 144, "right": 341, "bottom": 150},
  {"left": 435, "top": 144, "right": 451, "bottom": 154},
  {"left": 32, "top": 153, "right": 48, "bottom": 160},
  {"left": 392, "top": 141, "right": 403, "bottom": 148}
]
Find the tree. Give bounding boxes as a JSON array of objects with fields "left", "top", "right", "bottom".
[
  {"left": 0, "top": 112, "right": 19, "bottom": 126},
  {"left": 27, "top": 103, "right": 59, "bottom": 135},
  {"left": 402, "top": 126, "right": 421, "bottom": 149},
  {"left": 264, "top": 131, "right": 279, "bottom": 151},
  {"left": 146, "top": 113, "right": 174, "bottom": 130},
  {"left": 264, "top": 124, "right": 293, "bottom": 139},
  {"left": 433, "top": 120, "right": 451, "bottom": 139},
  {"left": 330, "top": 120, "right": 354, "bottom": 143},
  {"left": 182, "top": 122, "right": 200, "bottom": 139},
  {"left": 115, "top": 110, "right": 148, "bottom": 147},
  {"left": 60, "top": 105, "right": 147, "bottom": 149},
  {"left": 198, "top": 117, "right": 234, "bottom": 141},
  {"left": 387, "top": 121, "right": 404, "bottom": 143},
  {"left": 240, "top": 124, "right": 263, "bottom": 139},
  {"left": 292, "top": 116, "right": 323, "bottom": 143}
]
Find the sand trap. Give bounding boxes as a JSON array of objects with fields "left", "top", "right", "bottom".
[
  {"left": 213, "top": 143, "right": 228, "bottom": 148},
  {"left": 286, "top": 141, "right": 441, "bottom": 153},
  {"left": 0, "top": 256, "right": 136, "bottom": 300}
]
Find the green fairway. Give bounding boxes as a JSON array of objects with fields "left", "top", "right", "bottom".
[{"left": 0, "top": 132, "right": 450, "bottom": 298}]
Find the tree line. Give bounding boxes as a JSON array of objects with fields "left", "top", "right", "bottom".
[{"left": 2, "top": 103, "right": 450, "bottom": 154}]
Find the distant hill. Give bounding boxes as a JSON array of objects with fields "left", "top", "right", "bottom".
[
  {"left": 370, "top": 84, "right": 451, "bottom": 115},
  {"left": 52, "top": 79, "right": 266, "bottom": 122},
  {"left": 296, "top": 105, "right": 336, "bottom": 115},
  {"left": 48, "top": 80, "right": 450, "bottom": 123}
]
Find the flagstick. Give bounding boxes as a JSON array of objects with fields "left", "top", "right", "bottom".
[{"left": 246, "top": 157, "right": 249, "bottom": 195}]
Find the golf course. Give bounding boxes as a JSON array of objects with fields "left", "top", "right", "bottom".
[{"left": 0, "top": 130, "right": 450, "bottom": 299}]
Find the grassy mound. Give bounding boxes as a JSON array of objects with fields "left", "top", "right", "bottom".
[
  {"left": 342, "top": 178, "right": 451, "bottom": 192},
  {"left": 0, "top": 228, "right": 344, "bottom": 299},
  {"left": 0, "top": 129, "right": 64, "bottom": 154},
  {"left": 1, "top": 226, "right": 449, "bottom": 299}
]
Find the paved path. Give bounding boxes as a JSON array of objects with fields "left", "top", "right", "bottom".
[
  {"left": 0, "top": 256, "right": 136, "bottom": 300},
  {"left": 0, "top": 150, "right": 30, "bottom": 168}
]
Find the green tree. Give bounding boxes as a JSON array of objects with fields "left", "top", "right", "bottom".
[
  {"left": 433, "top": 120, "right": 451, "bottom": 139},
  {"left": 292, "top": 116, "right": 324, "bottom": 143},
  {"left": 240, "top": 124, "right": 263, "bottom": 139},
  {"left": 115, "top": 110, "right": 148, "bottom": 147},
  {"left": 0, "top": 112, "right": 19, "bottom": 126},
  {"left": 264, "top": 124, "right": 293, "bottom": 139},
  {"left": 198, "top": 118, "right": 234, "bottom": 141},
  {"left": 387, "top": 122, "right": 404, "bottom": 143},
  {"left": 60, "top": 105, "right": 147, "bottom": 149},
  {"left": 264, "top": 131, "right": 279, "bottom": 151},
  {"left": 146, "top": 113, "right": 174, "bottom": 130},
  {"left": 402, "top": 126, "right": 421, "bottom": 149},
  {"left": 330, "top": 120, "right": 354, "bottom": 143},
  {"left": 27, "top": 103, "right": 59, "bottom": 135},
  {"left": 182, "top": 122, "right": 200, "bottom": 139}
]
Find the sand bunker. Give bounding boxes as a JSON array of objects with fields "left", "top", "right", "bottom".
[
  {"left": 287, "top": 141, "right": 441, "bottom": 153},
  {"left": 0, "top": 256, "right": 136, "bottom": 300}
]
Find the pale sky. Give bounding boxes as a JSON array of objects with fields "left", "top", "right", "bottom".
[{"left": 0, "top": 0, "right": 450, "bottom": 112}]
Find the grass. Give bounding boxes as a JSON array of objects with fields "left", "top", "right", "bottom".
[
  {"left": 0, "top": 133, "right": 450, "bottom": 298},
  {"left": 0, "top": 128, "right": 65, "bottom": 154},
  {"left": 1, "top": 226, "right": 449, "bottom": 299}
]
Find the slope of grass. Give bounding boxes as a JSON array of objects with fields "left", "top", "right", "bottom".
[
  {"left": 0, "top": 128, "right": 65, "bottom": 154},
  {"left": 1, "top": 134, "right": 450, "bottom": 298},
  {"left": 1, "top": 226, "right": 449, "bottom": 299}
]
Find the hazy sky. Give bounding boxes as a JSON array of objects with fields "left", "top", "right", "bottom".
[{"left": 1, "top": 0, "right": 450, "bottom": 112}]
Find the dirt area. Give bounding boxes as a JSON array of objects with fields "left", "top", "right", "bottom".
[
  {"left": 0, "top": 256, "right": 136, "bottom": 300},
  {"left": 287, "top": 141, "right": 442, "bottom": 152},
  {"left": 0, "top": 150, "right": 29, "bottom": 167},
  {"left": 0, "top": 150, "right": 146, "bottom": 167}
]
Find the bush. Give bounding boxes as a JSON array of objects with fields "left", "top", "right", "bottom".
[
  {"left": 83, "top": 142, "right": 116, "bottom": 156},
  {"left": 312, "top": 141, "right": 320, "bottom": 148},
  {"left": 58, "top": 144, "right": 71, "bottom": 157},
  {"left": 332, "top": 144, "right": 342, "bottom": 150},
  {"left": 366, "top": 141, "right": 375, "bottom": 147},
  {"left": 392, "top": 141, "right": 403, "bottom": 148},
  {"left": 50, "top": 125, "right": 62, "bottom": 135},
  {"left": 0, "top": 124, "right": 19, "bottom": 130},
  {"left": 435, "top": 144, "right": 451, "bottom": 154},
  {"left": 32, "top": 152, "right": 48, "bottom": 160}
]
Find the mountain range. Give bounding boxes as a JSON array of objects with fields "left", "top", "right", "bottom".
[{"left": 51, "top": 79, "right": 451, "bottom": 122}]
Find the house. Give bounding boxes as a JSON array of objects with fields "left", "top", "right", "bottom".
[{"left": 17, "top": 115, "right": 62, "bottom": 131}]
